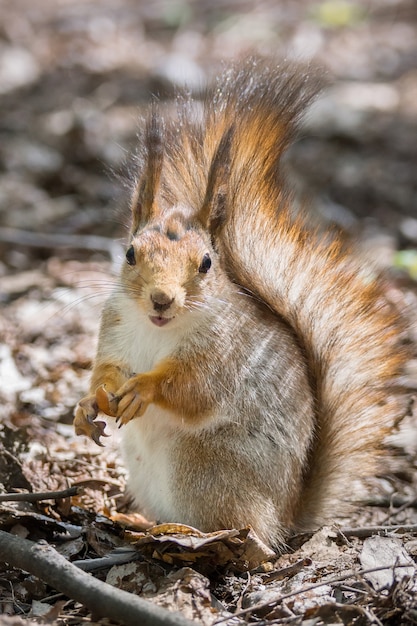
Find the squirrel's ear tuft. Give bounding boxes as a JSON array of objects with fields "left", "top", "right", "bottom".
[
  {"left": 198, "top": 125, "right": 234, "bottom": 237},
  {"left": 131, "top": 106, "right": 165, "bottom": 232}
]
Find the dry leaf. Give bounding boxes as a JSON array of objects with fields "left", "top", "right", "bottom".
[
  {"left": 128, "top": 523, "right": 276, "bottom": 572},
  {"left": 360, "top": 536, "right": 416, "bottom": 591}
]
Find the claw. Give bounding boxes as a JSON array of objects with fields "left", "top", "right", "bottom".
[
  {"left": 91, "top": 421, "right": 109, "bottom": 446},
  {"left": 74, "top": 392, "right": 111, "bottom": 446}
]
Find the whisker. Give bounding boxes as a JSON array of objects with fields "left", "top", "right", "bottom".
[{"left": 50, "top": 292, "right": 111, "bottom": 319}]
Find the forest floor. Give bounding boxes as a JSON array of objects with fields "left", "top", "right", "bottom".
[{"left": 1, "top": 0, "right": 417, "bottom": 624}]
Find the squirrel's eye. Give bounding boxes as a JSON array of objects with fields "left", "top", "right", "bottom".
[
  {"left": 198, "top": 253, "right": 212, "bottom": 274},
  {"left": 126, "top": 245, "right": 136, "bottom": 266}
]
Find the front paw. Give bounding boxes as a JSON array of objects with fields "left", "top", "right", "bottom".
[
  {"left": 114, "top": 376, "right": 151, "bottom": 426},
  {"left": 73, "top": 395, "right": 108, "bottom": 446}
]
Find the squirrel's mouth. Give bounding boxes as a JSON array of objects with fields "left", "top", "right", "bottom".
[{"left": 149, "top": 315, "right": 173, "bottom": 327}]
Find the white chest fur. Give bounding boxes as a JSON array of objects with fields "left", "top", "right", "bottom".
[
  {"left": 111, "top": 294, "right": 187, "bottom": 519},
  {"left": 121, "top": 406, "right": 180, "bottom": 520}
]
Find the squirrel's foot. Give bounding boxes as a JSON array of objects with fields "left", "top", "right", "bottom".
[
  {"left": 73, "top": 395, "right": 108, "bottom": 446},
  {"left": 113, "top": 375, "right": 151, "bottom": 426}
]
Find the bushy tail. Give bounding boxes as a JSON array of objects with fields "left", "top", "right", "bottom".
[{"left": 202, "top": 59, "right": 411, "bottom": 528}]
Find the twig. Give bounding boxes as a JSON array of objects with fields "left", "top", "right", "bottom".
[
  {"left": 0, "top": 227, "right": 122, "bottom": 264},
  {"left": 262, "top": 558, "right": 312, "bottom": 583},
  {"left": 214, "top": 564, "right": 415, "bottom": 624},
  {"left": 362, "top": 605, "right": 384, "bottom": 626},
  {"left": 0, "top": 530, "right": 196, "bottom": 626},
  {"left": 364, "top": 495, "right": 417, "bottom": 509},
  {"left": 339, "top": 523, "right": 417, "bottom": 538},
  {"left": 235, "top": 572, "right": 251, "bottom": 612},
  {"left": 0, "top": 487, "right": 79, "bottom": 503},
  {"left": 379, "top": 497, "right": 417, "bottom": 525},
  {"left": 73, "top": 547, "right": 141, "bottom": 572}
]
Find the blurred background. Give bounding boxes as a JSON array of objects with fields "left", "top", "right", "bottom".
[{"left": 0, "top": 0, "right": 416, "bottom": 275}]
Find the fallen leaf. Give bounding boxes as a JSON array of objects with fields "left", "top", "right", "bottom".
[
  {"left": 360, "top": 536, "right": 416, "bottom": 591},
  {"left": 128, "top": 524, "right": 276, "bottom": 572}
]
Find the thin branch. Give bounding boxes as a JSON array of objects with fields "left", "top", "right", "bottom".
[
  {"left": 339, "top": 523, "right": 417, "bottom": 538},
  {"left": 0, "top": 487, "right": 79, "bottom": 503},
  {"left": 364, "top": 495, "right": 417, "bottom": 509},
  {"left": 0, "top": 530, "right": 196, "bottom": 626},
  {"left": 0, "top": 227, "right": 122, "bottom": 264},
  {"left": 214, "top": 563, "right": 415, "bottom": 624},
  {"left": 379, "top": 497, "right": 417, "bottom": 525},
  {"left": 73, "top": 547, "right": 141, "bottom": 572},
  {"left": 262, "top": 558, "right": 312, "bottom": 583}
]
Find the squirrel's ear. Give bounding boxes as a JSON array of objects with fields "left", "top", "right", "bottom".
[
  {"left": 131, "top": 107, "right": 165, "bottom": 232},
  {"left": 198, "top": 125, "right": 233, "bottom": 237}
]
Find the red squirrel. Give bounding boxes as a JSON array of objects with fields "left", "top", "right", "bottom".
[{"left": 74, "top": 59, "right": 410, "bottom": 548}]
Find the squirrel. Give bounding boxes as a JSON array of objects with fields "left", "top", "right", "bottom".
[{"left": 74, "top": 58, "right": 411, "bottom": 548}]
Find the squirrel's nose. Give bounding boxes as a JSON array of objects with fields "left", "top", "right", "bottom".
[{"left": 151, "top": 291, "right": 174, "bottom": 313}]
